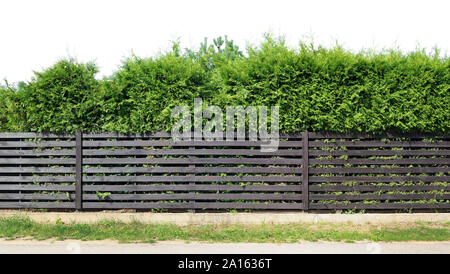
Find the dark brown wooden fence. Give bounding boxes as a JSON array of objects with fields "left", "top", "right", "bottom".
[{"left": 0, "top": 132, "right": 449, "bottom": 211}]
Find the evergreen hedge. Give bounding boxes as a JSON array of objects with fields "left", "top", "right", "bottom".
[{"left": 1, "top": 36, "right": 449, "bottom": 134}]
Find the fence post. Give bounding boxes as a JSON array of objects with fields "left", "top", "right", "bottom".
[
  {"left": 188, "top": 145, "right": 196, "bottom": 213},
  {"left": 75, "top": 131, "right": 83, "bottom": 210},
  {"left": 302, "top": 131, "right": 309, "bottom": 211}
]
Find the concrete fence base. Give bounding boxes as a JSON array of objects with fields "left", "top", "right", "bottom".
[{"left": 1, "top": 211, "right": 450, "bottom": 225}]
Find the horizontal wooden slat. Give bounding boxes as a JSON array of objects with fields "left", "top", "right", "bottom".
[
  {"left": 0, "top": 176, "right": 75, "bottom": 182},
  {"left": 83, "top": 184, "right": 302, "bottom": 192},
  {"left": 83, "top": 202, "right": 303, "bottom": 209},
  {"left": 308, "top": 133, "right": 449, "bottom": 139},
  {"left": 309, "top": 167, "right": 449, "bottom": 174},
  {"left": 309, "top": 141, "right": 450, "bottom": 148},
  {"left": 0, "top": 167, "right": 75, "bottom": 173},
  {"left": 0, "top": 150, "right": 76, "bottom": 156},
  {"left": 0, "top": 184, "right": 74, "bottom": 191},
  {"left": 83, "top": 167, "right": 302, "bottom": 174},
  {"left": 82, "top": 157, "right": 302, "bottom": 165},
  {"left": 310, "top": 158, "right": 449, "bottom": 165},
  {"left": 0, "top": 158, "right": 76, "bottom": 165},
  {"left": 0, "top": 193, "right": 301, "bottom": 202},
  {"left": 83, "top": 149, "right": 301, "bottom": 156},
  {"left": 310, "top": 203, "right": 450, "bottom": 209},
  {"left": 83, "top": 132, "right": 173, "bottom": 139},
  {"left": 310, "top": 193, "right": 450, "bottom": 201},
  {"left": 82, "top": 193, "right": 302, "bottom": 201},
  {"left": 3, "top": 156, "right": 443, "bottom": 166},
  {"left": 0, "top": 157, "right": 302, "bottom": 165},
  {"left": 83, "top": 132, "right": 302, "bottom": 139},
  {"left": 309, "top": 176, "right": 450, "bottom": 183},
  {"left": 0, "top": 133, "right": 74, "bottom": 139},
  {"left": 83, "top": 175, "right": 302, "bottom": 183},
  {"left": 310, "top": 150, "right": 450, "bottom": 156},
  {"left": 309, "top": 185, "right": 450, "bottom": 192},
  {"left": 0, "top": 193, "right": 74, "bottom": 200},
  {"left": 0, "top": 141, "right": 75, "bottom": 148},
  {"left": 83, "top": 140, "right": 302, "bottom": 147},
  {"left": 0, "top": 202, "right": 75, "bottom": 209},
  {"left": 0, "top": 132, "right": 445, "bottom": 140}
]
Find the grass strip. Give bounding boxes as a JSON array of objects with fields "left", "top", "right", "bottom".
[{"left": 0, "top": 216, "right": 449, "bottom": 243}]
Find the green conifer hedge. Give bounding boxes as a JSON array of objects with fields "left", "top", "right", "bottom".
[{"left": 1, "top": 36, "right": 448, "bottom": 134}]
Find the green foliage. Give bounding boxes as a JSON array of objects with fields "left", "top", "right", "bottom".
[
  {"left": 0, "top": 85, "right": 10, "bottom": 131},
  {"left": 12, "top": 59, "right": 102, "bottom": 132},
  {"left": 0, "top": 82, "right": 26, "bottom": 131},
  {"left": 1, "top": 216, "right": 449, "bottom": 243},
  {"left": 0, "top": 36, "right": 448, "bottom": 134},
  {"left": 223, "top": 36, "right": 450, "bottom": 133},
  {"left": 95, "top": 191, "right": 112, "bottom": 200},
  {"left": 99, "top": 48, "right": 211, "bottom": 133}
]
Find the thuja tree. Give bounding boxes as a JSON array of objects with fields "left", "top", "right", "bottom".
[
  {"left": 0, "top": 35, "right": 448, "bottom": 134},
  {"left": 99, "top": 38, "right": 243, "bottom": 133},
  {"left": 17, "top": 59, "right": 102, "bottom": 132},
  {"left": 213, "top": 37, "right": 450, "bottom": 133},
  {"left": 0, "top": 82, "right": 26, "bottom": 132}
]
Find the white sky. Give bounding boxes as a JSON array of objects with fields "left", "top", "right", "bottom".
[{"left": 1, "top": 0, "right": 449, "bottom": 84}]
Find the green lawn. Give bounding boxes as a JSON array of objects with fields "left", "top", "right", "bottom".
[{"left": 0, "top": 216, "right": 449, "bottom": 243}]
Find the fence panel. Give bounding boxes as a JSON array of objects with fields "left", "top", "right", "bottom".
[
  {"left": 308, "top": 133, "right": 450, "bottom": 210},
  {"left": 0, "top": 132, "right": 448, "bottom": 211},
  {"left": 0, "top": 133, "right": 76, "bottom": 209},
  {"left": 81, "top": 133, "right": 305, "bottom": 210}
]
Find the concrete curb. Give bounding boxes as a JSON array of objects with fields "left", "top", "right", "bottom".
[{"left": 1, "top": 211, "right": 450, "bottom": 225}]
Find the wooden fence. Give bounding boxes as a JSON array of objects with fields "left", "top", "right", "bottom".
[{"left": 0, "top": 132, "right": 449, "bottom": 211}]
